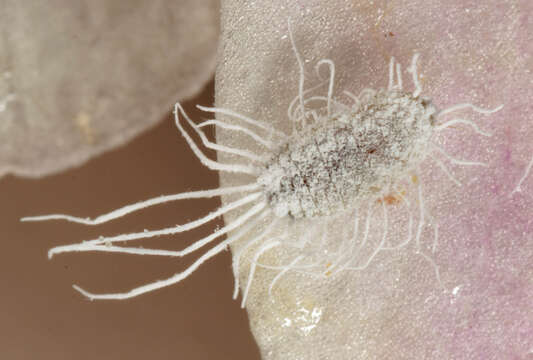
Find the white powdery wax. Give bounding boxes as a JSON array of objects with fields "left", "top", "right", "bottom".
[{"left": 259, "top": 90, "right": 436, "bottom": 218}]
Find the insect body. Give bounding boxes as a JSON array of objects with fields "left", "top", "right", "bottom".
[
  {"left": 260, "top": 90, "right": 436, "bottom": 218},
  {"left": 22, "top": 22, "right": 502, "bottom": 308}
]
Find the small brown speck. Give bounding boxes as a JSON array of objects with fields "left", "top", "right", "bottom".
[{"left": 74, "top": 111, "right": 96, "bottom": 144}]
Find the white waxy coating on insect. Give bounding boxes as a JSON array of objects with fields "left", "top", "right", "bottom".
[{"left": 258, "top": 90, "right": 437, "bottom": 218}]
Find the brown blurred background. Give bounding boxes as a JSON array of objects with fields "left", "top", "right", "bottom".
[{"left": 1, "top": 82, "right": 261, "bottom": 360}]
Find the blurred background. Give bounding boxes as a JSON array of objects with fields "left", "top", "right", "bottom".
[{"left": 1, "top": 82, "right": 262, "bottom": 360}]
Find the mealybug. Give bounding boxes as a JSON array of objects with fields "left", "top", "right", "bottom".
[{"left": 23, "top": 21, "right": 502, "bottom": 308}]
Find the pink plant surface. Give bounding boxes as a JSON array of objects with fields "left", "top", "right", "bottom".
[{"left": 216, "top": 1, "right": 533, "bottom": 359}]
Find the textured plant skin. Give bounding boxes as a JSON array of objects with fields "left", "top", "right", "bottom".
[
  {"left": 0, "top": 0, "right": 218, "bottom": 178},
  {"left": 216, "top": 1, "right": 533, "bottom": 359}
]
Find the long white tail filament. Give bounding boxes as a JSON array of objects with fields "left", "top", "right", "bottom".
[
  {"left": 22, "top": 184, "right": 259, "bottom": 225},
  {"left": 48, "top": 197, "right": 265, "bottom": 259},
  {"left": 73, "top": 208, "right": 269, "bottom": 301}
]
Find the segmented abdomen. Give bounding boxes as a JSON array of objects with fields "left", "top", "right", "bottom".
[{"left": 258, "top": 90, "right": 436, "bottom": 218}]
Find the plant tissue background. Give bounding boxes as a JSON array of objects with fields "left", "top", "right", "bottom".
[
  {"left": 216, "top": 1, "right": 532, "bottom": 359},
  {"left": 0, "top": 0, "right": 218, "bottom": 178},
  {"left": 2, "top": 1, "right": 532, "bottom": 359}
]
